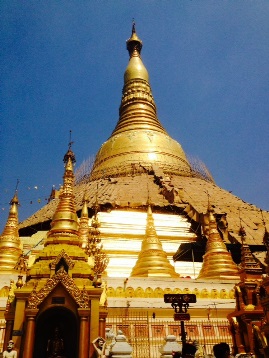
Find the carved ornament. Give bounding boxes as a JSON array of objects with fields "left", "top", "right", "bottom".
[
  {"left": 49, "top": 250, "right": 75, "bottom": 270},
  {"left": 27, "top": 270, "right": 89, "bottom": 309}
]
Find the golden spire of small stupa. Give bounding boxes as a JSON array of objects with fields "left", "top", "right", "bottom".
[
  {"left": 0, "top": 188, "right": 22, "bottom": 271},
  {"left": 131, "top": 205, "right": 179, "bottom": 277},
  {"left": 79, "top": 194, "right": 90, "bottom": 249},
  {"left": 238, "top": 225, "right": 262, "bottom": 279},
  {"left": 198, "top": 205, "right": 239, "bottom": 280},
  {"left": 46, "top": 140, "right": 80, "bottom": 245}
]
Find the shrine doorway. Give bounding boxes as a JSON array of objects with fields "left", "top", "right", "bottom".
[{"left": 33, "top": 306, "right": 79, "bottom": 358}]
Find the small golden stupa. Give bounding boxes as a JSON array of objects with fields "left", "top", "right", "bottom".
[
  {"left": 131, "top": 205, "right": 179, "bottom": 277},
  {"left": 238, "top": 226, "right": 263, "bottom": 279},
  {"left": 198, "top": 205, "right": 239, "bottom": 280},
  {"left": 0, "top": 191, "right": 22, "bottom": 272},
  {"left": 28, "top": 146, "right": 94, "bottom": 284},
  {"left": 78, "top": 196, "right": 90, "bottom": 249}
]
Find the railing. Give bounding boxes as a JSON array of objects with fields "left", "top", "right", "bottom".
[{"left": 106, "top": 311, "right": 232, "bottom": 357}]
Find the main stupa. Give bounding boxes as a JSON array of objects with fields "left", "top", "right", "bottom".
[{"left": 18, "top": 24, "right": 268, "bottom": 278}]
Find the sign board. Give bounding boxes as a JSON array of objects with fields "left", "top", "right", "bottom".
[
  {"left": 52, "top": 297, "right": 65, "bottom": 304},
  {"left": 13, "top": 330, "right": 23, "bottom": 336},
  {"left": 174, "top": 313, "right": 190, "bottom": 321},
  {"left": 164, "top": 294, "right": 197, "bottom": 304}
]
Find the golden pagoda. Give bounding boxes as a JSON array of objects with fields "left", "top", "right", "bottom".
[
  {"left": 131, "top": 205, "right": 179, "bottom": 277},
  {"left": 18, "top": 25, "right": 268, "bottom": 281},
  {"left": 3, "top": 147, "right": 107, "bottom": 358},
  {"left": 0, "top": 191, "right": 22, "bottom": 272},
  {"left": 1, "top": 24, "right": 268, "bottom": 356},
  {"left": 197, "top": 205, "right": 239, "bottom": 280}
]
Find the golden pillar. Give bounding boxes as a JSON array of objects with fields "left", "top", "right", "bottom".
[
  {"left": 12, "top": 292, "right": 28, "bottom": 354},
  {"left": 89, "top": 290, "right": 102, "bottom": 358},
  {"left": 78, "top": 309, "right": 90, "bottom": 358},
  {"left": 22, "top": 309, "right": 38, "bottom": 358},
  {"left": 99, "top": 307, "right": 108, "bottom": 338}
]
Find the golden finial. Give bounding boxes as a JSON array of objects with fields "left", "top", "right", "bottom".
[
  {"left": 126, "top": 20, "right": 143, "bottom": 57},
  {"left": 81, "top": 193, "right": 89, "bottom": 217},
  {"left": 131, "top": 206, "right": 179, "bottom": 277},
  {"left": 16, "top": 275, "right": 24, "bottom": 289},
  {"left": 63, "top": 130, "right": 76, "bottom": 164}
]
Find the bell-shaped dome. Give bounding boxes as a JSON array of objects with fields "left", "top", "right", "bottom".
[{"left": 90, "top": 24, "right": 191, "bottom": 180}]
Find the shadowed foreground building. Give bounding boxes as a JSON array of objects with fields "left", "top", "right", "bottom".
[{"left": 1, "top": 25, "right": 269, "bottom": 357}]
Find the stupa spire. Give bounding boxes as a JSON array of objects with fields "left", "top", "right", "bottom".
[
  {"left": 238, "top": 225, "right": 262, "bottom": 278},
  {"left": 130, "top": 206, "right": 179, "bottom": 277},
  {"left": 90, "top": 26, "right": 191, "bottom": 180},
  {"left": 0, "top": 189, "right": 22, "bottom": 271},
  {"left": 79, "top": 195, "right": 90, "bottom": 249},
  {"left": 198, "top": 205, "right": 239, "bottom": 280},
  {"left": 113, "top": 22, "right": 165, "bottom": 136},
  {"left": 46, "top": 144, "right": 80, "bottom": 245},
  {"left": 126, "top": 20, "right": 143, "bottom": 58}
]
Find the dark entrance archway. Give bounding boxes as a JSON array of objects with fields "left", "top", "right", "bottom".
[{"left": 33, "top": 306, "right": 78, "bottom": 358}]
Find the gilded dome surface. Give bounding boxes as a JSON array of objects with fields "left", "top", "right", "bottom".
[
  {"left": 91, "top": 130, "right": 191, "bottom": 179},
  {"left": 90, "top": 25, "right": 191, "bottom": 179}
]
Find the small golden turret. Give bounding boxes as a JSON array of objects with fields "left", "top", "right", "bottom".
[
  {"left": 198, "top": 206, "right": 239, "bottom": 280},
  {"left": 0, "top": 191, "right": 22, "bottom": 271},
  {"left": 28, "top": 146, "right": 94, "bottom": 284},
  {"left": 131, "top": 206, "right": 179, "bottom": 277},
  {"left": 238, "top": 226, "right": 262, "bottom": 279},
  {"left": 90, "top": 24, "right": 191, "bottom": 180},
  {"left": 79, "top": 195, "right": 90, "bottom": 249},
  {"left": 45, "top": 147, "right": 80, "bottom": 245}
]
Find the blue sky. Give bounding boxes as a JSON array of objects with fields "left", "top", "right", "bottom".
[{"left": 1, "top": 1, "right": 269, "bottom": 229}]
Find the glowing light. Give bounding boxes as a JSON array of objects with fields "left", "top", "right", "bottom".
[{"left": 148, "top": 152, "right": 157, "bottom": 160}]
